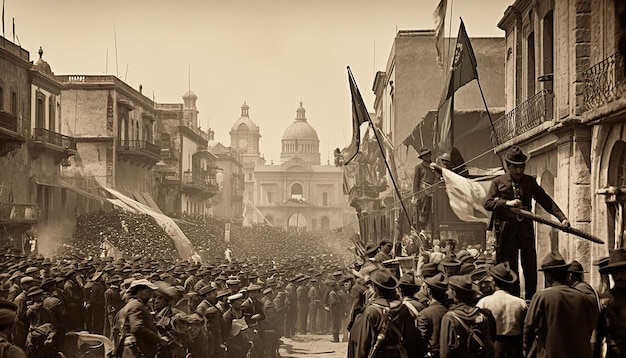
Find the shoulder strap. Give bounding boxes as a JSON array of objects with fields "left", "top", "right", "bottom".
[
  {"left": 402, "top": 300, "right": 419, "bottom": 319},
  {"left": 367, "top": 304, "right": 391, "bottom": 358},
  {"left": 448, "top": 311, "right": 485, "bottom": 348}
]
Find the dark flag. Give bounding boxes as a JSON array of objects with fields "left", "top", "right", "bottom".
[
  {"left": 434, "top": 19, "right": 478, "bottom": 155},
  {"left": 2, "top": 0, "right": 5, "bottom": 38},
  {"left": 343, "top": 66, "right": 371, "bottom": 165},
  {"left": 440, "top": 19, "right": 478, "bottom": 102}
]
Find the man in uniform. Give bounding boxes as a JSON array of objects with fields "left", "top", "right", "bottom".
[
  {"left": 484, "top": 145, "right": 569, "bottom": 299},
  {"left": 115, "top": 279, "right": 168, "bottom": 357},
  {"left": 196, "top": 285, "right": 222, "bottom": 358},
  {"left": 0, "top": 298, "right": 26, "bottom": 358},
  {"left": 413, "top": 147, "right": 437, "bottom": 232},
  {"left": 418, "top": 273, "right": 449, "bottom": 358},
  {"left": 524, "top": 251, "right": 598, "bottom": 358},
  {"left": 594, "top": 248, "right": 626, "bottom": 357}
]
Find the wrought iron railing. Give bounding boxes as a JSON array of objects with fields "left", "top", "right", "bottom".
[
  {"left": 490, "top": 90, "right": 554, "bottom": 145},
  {"left": 0, "top": 203, "right": 39, "bottom": 222},
  {"left": 0, "top": 111, "right": 18, "bottom": 133},
  {"left": 583, "top": 52, "right": 626, "bottom": 111},
  {"left": 117, "top": 140, "right": 161, "bottom": 158},
  {"left": 32, "top": 128, "right": 77, "bottom": 150}
]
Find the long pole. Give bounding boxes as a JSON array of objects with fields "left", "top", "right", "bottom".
[{"left": 476, "top": 78, "right": 504, "bottom": 167}]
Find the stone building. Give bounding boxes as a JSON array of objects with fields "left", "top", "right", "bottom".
[
  {"left": 210, "top": 142, "right": 244, "bottom": 220},
  {"left": 57, "top": 75, "right": 160, "bottom": 200},
  {"left": 496, "top": 0, "right": 626, "bottom": 287},
  {"left": 359, "top": 30, "right": 505, "bottom": 243},
  {"left": 0, "top": 39, "right": 80, "bottom": 252},
  {"left": 231, "top": 102, "right": 353, "bottom": 229},
  {"left": 155, "top": 91, "right": 219, "bottom": 217}
]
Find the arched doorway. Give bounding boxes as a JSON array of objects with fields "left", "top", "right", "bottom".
[
  {"left": 291, "top": 183, "right": 303, "bottom": 200},
  {"left": 288, "top": 213, "right": 306, "bottom": 228},
  {"left": 321, "top": 216, "right": 330, "bottom": 231},
  {"left": 605, "top": 140, "right": 626, "bottom": 249}
]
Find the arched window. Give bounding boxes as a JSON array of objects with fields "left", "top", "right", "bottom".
[
  {"left": 291, "top": 183, "right": 303, "bottom": 199},
  {"left": 36, "top": 94, "right": 45, "bottom": 128}
]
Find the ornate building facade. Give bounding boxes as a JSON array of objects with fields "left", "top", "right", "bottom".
[{"left": 230, "top": 102, "right": 353, "bottom": 230}]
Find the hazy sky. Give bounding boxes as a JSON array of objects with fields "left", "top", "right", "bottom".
[{"left": 8, "top": 0, "right": 509, "bottom": 163}]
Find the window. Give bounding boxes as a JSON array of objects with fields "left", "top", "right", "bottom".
[
  {"left": 542, "top": 11, "right": 554, "bottom": 93},
  {"left": 10, "top": 92, "right": 15, "bottom": 114},
  {"left": 291, "top": 183, "right": 303, "bottom": 199},
  {"left": 48, "top": 96, "right": 55, "bottom": 131},
  {"left": 322, "top": 192, "right": 328, "bottom": 206},
  {"left": 527, "top": 32, "right": 536, "bottom": 97},
  {"left": 36, "top": 95, "right": 45, "bottom": 128},
  {"left": 267, "top": 191, "right": 273, "bottom": 204}
]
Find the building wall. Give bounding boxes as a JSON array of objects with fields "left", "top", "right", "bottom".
[{"left": 60, "top": 89, "right": 110, "bottom": 137}]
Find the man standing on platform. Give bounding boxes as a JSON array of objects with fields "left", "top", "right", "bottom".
[
  {"left": 412, "top": 147, "right": 437, "bottom": 232},
  {"left": 484, "top": 145, "right": 569, "bottom": 299}
]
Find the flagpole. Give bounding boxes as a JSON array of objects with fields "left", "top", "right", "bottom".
[
  {"left": 347, "top": 67, "right": 414, "bottom": 231},
  {"left": 367, "top": 115, "right": 414, "bottom": 231},
  {"left": 476, "top": 78, "right": 504, "bottom": 167}
]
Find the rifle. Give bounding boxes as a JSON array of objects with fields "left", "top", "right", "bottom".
[{"left": 509, "top": 208, "right": 604, "bottom": 244}]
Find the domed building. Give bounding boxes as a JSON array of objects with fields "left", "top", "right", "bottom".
[{"left": 228, "top": 102, "right": 354, "bottom": 230}]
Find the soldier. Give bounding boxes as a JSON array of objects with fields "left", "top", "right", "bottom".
[
  {"left": 104, "top": 275, "right": 123, "bottom": 342},
  {"left": 439, "top": 275, "right": 495, "bottom": 358},
  {"left": 196, "top": 285, "right": 222, "bottom": 358},
  {"left": 307, "top": 278, "right": 321, "bottom": 334},
  {"left": 115, "top": 279, "right": 168, "bottom": 357},
  {"left": 484, "top": 146, "right": 569, "bottom": 299},
  {"left": 12, "top": 276, "right": 38, "bottom": 349},
  {"left": 412, "top": 147, "right": 437, "bottom": 231},
  {"left": 296, "top": 277, "right": 309, "bottom": 334},
  {"left": 348, "top": 268, "right": 423, "bottom": 358},
  {"left": 260, "top": 287, "right": 281, "bottom": 357},
  {"left": 418, "top": 273, "right": 450, "bottom": 358},
  {"left": 85, "top": 271, "right": 106, "bottom": 334},
  {"left": 284, "top": 277, "right": 297, "bottom": 338},
  {"left": 222, "top": 293, "right": 252, "bottom": 358},
  {"left": 0, "top": 298, "right": 26, "bottom": 358},
  {"left": 242, "top": 284, "right": 265, "bottom": 358},
  {"left": 594, "top": 248, "right": 626, "bottom": 357},
  {"left": 524, "top": 251, "right": 598, "bottom": 358}
]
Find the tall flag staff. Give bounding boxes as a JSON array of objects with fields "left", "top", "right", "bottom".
[{"left": 344, "top": 66, "right": 414, "bottom": 231}]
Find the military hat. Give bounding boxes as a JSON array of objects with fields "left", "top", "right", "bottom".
[
  {"left": 368, "top": 268, "right": 399, "bottom": 290},
  {"left": 199, "top": 285, "right": 217, "bottom": 296},
  {"left": 216, "top": 288, "right": 231, "bottom": 299},
  {"left": 448, "top": 274, "right": 481, "bottom": 296},
  {"left": 27, "top": 286, "right": 44, "bottom": 297},
  {"left": 487, "top": 262, "right": 518, "bottom": 284},
  {"left": 128, "top": 279, "right": 158, "bottom": 291},
  {"left": 424, "top": 273, "right": 448, "bottom": 292},
  {"left": 567, "top": 260, "right": 587, "bottom": 274},
  {"left": 420, "top": 262, "right": 439, "bottom": 278},
  {"left": 227, "top": 293, "right": 243, "bottom": 302},
  {"left": 417, "top": 147, "right": 432, "bottom": 159}
]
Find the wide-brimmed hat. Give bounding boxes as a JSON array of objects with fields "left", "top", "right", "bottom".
[
  {"left": 418, "top": 147, "right": 432, "bottom": 159},
  {"left": 368, "top": 269, "right": 399, "bottom": 290},
  {"left": 424, "top": 273, "right": 448, "bottom": 292},
  {"left": 567, "top": 260, "right": 587, "bottom": 274},
  {"left": 365, "top": 243, "right": 378, "bottom": 256},
  {"left": 128, "top": 279, "right": 158, "bottom": 291},
  {"left": 448, "top": 275, "right": 481, "bottom": 296},
  {"left": 504, "top": 146, "right": 528, "bottom": 165},
  {"left": 537, "top": 251, "right": 570, "bottom": 271},
  {"left": 599, "top": 248, "right": 626, "bottom": 274},
  {"left": 487, "top": 262, "right": 518, "bottom": 284},
  {"left": 398, "top": 271, "right": 422, "bottom": 288},
  {"left": 0, "top": 298, "right": 17, "bottom": 325},
  {"left": 27, "top": 286, "right": 43, "bottom": 297},
  {"left": 421, "top": 262, "right": 439, "bottom": 278}
]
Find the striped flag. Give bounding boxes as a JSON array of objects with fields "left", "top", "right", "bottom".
[
  {"left": 439, "top": 166, "right": 491, "bottom": 224},
  {"left": 433, "top": 0, "right": 448, "bottom": 69}
]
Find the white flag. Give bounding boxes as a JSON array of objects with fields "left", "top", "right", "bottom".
[{"left": 439, "top": 167, "right": 491, "bottom": 224}]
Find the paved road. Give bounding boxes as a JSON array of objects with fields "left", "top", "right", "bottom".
[{"left": 279, "top": 333, "right": 348, "bottom": 358}]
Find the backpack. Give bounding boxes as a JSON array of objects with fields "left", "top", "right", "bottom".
[{"left": 448, "top": 309, "right": 491, "bottom": 358}]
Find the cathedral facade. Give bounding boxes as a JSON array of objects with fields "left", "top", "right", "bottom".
[{"left": 230, "top": 102, "right": 353, "bottom": 230}]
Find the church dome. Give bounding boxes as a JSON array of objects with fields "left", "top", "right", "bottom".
[
  {"left": 282, "top": 102, "right": 319, "bottom": 141},
  {"left": 231, "top": 102, "right": 258, "bottom": 131}
]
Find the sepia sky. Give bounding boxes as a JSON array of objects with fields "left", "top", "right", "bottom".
[{"left": 7, "top": 0, "right": 509, "bottom": 163}]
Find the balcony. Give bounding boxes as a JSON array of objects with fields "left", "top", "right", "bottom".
[
  {"left": 0, "top": 203, "right": 39, "bottom": 225},
  {"left": 490, "top": 89, "right": 554, "bottom": 146},
  {"left": 30, "top": 128, "right": 77, "bottom": 161},
  {"left": 182, "top": 170, "right": 220, "bottom": 199},
  {"left": 0, "top": 111, "right": 25, "bottom": 156},
  {"left": 117, "top": 139, "right": 161, "bottom": 167},
  {"left": 583, "top": 52, "right": 626, "bottom": 112}
]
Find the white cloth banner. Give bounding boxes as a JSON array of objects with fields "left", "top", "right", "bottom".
[{"left": 439, "top": 167, "right": 491, "bottom": 224}]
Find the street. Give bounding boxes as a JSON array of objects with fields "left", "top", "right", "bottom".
[{"left": 279, "top": 334, "right": 348, "bottom": 358}]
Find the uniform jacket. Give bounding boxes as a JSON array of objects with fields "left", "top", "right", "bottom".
[
  {"left": 116, "top": 297, "right": 161, "bottom": 357},
  {"left": 484, "top": 173, "right": 566, "bottom": 237},
  {"left": 594, "top": 286, "right": 626, "bottom": 358},
  {"left": 418, "top": 299, "right": 448, "bottom": 355},
  {"left": 524, "top": 282, "right": 597, "bottom": 358}
]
